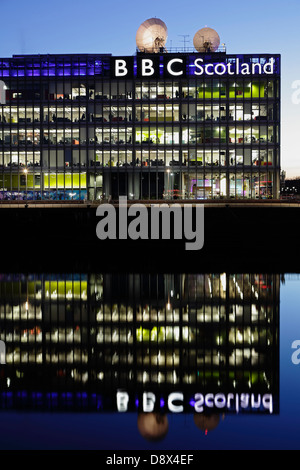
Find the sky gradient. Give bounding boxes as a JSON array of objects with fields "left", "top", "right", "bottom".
[{"left": 0, "top": 0, "right": 299, "bottom": 177}]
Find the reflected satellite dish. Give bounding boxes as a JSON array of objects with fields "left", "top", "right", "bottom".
[
  {"left": 136, "top": 18, "right": 168, "bottom": 53},
  {"left": 193, "top": 27, "right": 220, "bottom": 53},
  {"left": 193, "top": 414, "right": 221, "bottom": 432}
]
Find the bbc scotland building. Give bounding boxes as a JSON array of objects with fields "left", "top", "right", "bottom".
[{"left": 0, "top": 23, "right": 280, "bottom": 202}]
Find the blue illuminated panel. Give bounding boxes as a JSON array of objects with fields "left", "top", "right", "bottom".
[{"left": 0, "top": 56, "right": 111, "bottom": 78}]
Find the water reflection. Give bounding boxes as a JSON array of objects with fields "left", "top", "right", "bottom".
[{"left": 0, "top": 273, "right": 279, "bottom": 439}]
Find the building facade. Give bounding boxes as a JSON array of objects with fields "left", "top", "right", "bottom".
[
  {"left": 0, "top": 272, "right": 279, "bottom": 414},
  {"left": 0, "top": 51, "right": 280, "bottom": 201}
]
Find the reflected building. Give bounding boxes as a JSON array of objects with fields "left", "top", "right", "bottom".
[{"left": 0, "top": 273, "right": 279, "bottom": 417}]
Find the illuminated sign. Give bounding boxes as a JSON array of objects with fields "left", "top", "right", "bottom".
[
  {"left": 111, "top": 56, "right": 278, "bottom": 79},
  {"left": 0, "top": 340, "right": 5, "bottom": 364}
]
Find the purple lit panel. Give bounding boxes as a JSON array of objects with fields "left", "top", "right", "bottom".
[{"left": 1, "top": 64, "right": 101, "bottom": 77}]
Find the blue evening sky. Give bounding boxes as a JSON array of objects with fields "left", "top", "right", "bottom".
[{"left": 0, "top": 0, "right": 299, "bottom": 177}]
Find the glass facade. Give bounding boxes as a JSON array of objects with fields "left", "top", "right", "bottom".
[{"left": 0, "top": 52, "right": 280, "bottom": 201}]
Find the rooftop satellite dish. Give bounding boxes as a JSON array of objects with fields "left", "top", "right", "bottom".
[
  {"left": 136, "top": 18, "right": 168, "bottom": 53},
  {"left": 193, "top": 27, "right": 220, "bottom": 53}
]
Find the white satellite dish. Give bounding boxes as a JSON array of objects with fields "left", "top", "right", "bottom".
[
  {"left": 193, "top": 27, "right": 220, "bottom": 53},
  {"left": 136, "top": 18, "right": 168, "bottom": 53}
]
